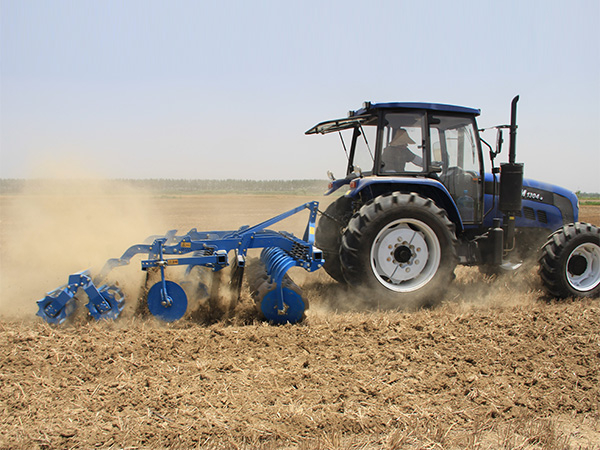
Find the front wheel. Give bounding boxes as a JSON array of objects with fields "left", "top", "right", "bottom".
[
  {"left": 340, "top": 192, "right": 457, "bottom": 309},
  {"left": 539, "top": 223, "right": 600, "bottom": 298}
]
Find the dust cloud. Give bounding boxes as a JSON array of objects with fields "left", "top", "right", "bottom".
[
  {"left": 0, "top": 165, "right": 165, "bottom": 319},
  {"left": 301, "top": 261, "right": 546, "bottom": 320}
]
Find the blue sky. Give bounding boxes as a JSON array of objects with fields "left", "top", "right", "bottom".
[{"left": 1, "top": 0, "right": 599, "bottom": 192}]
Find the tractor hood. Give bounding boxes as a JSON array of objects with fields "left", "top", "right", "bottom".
[{"left": 484, "top": 172, "right": 579, "bottom": 225}]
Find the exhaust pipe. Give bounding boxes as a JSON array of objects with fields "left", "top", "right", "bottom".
[
  {"left": 499, "top": 95, "right": 523, "bottom": 251},
  {"left": 508, "top": 95, "right": 519, "bottom": 165}
]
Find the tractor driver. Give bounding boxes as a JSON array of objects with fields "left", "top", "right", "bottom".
[{"left": 381, "top": 128, "right": 423, "bottom": 173}]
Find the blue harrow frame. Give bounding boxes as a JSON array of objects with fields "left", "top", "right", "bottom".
[{"left": 37, "top": 202, "right": 324, "bottom": 325}]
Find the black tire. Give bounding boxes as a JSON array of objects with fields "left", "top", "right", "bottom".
[
  {"left": 340, "top": 192, "right": 457, "bottom": 308},
  {"left": 539, "top": 222, "right": 600, "bottom": 298},
  {"left": 315, "top": 196, "right": 354, "bottom": 283}
]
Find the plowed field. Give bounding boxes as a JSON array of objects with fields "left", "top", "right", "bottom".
[{"left": 1, "top": 192, "right": 599, "bottom": 449}]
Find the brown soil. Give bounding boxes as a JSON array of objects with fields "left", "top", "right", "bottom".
[{"left": 1, "top": 194, "right": 599, "bottom": 449}]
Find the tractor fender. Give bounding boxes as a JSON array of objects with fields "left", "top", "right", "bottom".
[
  {"left": 342, "top": 176, "right": 464, "bottom": 233},
  {"left": 324, "top": 177, "right": 352, "bottom": 195}
]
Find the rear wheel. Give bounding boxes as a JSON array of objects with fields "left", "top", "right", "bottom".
[
  {"left": 315, "top": 196, "right": 353, "bottom": 283},
  {"left": 539, "top": 223, "right": 600, "bottom": 298},
  {"left": 340, "top": 192, "right": 457, "bottom": 308}
]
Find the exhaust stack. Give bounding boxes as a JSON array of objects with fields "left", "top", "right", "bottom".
[{"left": 499, "top": 95, "right": 523, "bottom": 250}]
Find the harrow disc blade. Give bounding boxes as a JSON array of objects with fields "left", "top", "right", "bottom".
[
  {"left": 258, "top": 286, "right": 306, "bottom": 324},
  {"left": 253, "top": 277, "right": 307, "bottom": 324},
  {"left": 147, "top": 280, "right": 188, "bottom": 322}
]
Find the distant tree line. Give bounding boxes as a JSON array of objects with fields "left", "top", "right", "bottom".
[
  {"left": 0, "top": 178, "right": 327, "bottom": 195},
  {"left": 2, "top": 179, "right": 598, "bottom": 198},
  {"left": 123, "top": 179, "right": 326, "bottom": 194},
  {"left": 576, "top": 191, "right": 600, "bottom": 199}
]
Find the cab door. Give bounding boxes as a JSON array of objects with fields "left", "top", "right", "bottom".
[{"left": 429, "top": 115, "right": 482, "bottom": 224}]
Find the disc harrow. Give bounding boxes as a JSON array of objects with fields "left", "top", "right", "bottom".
[{"left": 36, "top": 202, "right": 324, "bottom": 325}]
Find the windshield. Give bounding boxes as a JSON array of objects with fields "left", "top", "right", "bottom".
[{"left": 348, "top": 122, "right": 378, "bottom": 175}]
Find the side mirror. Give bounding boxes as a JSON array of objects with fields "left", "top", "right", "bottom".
[
  {"left": 429, "top": 161, "right": 443, "bottom": 173},
  {"left": 496, "top": 128, "right": 504, "bottom": 155}
]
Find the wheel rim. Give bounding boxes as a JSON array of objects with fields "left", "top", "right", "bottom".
[
  {"left": 565, "top": 242, "right": 600, "bottom": 292},
  {"left": 370, "top": 218, "right": 441, "bottom": 292}
]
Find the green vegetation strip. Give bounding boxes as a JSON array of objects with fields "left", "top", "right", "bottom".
[{"left": 0, "top": 179, "right": 328, "bottom": 196}]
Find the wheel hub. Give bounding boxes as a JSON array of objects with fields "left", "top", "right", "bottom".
[
  {"left": 394, "top": 245, "right": 413, "bottom": 264},
  {"left": 371, "top": 220, "right": 441, "bottom": 291},
  {"left": 566, "top": 242, "right": 600, "bottom": 292},
  {"left": 567, "top": 254, "right": 587, "bottom": 277}
]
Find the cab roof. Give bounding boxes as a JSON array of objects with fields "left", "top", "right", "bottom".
[
  {"left": 306, "top": 101, "right": 480, "bottom": 135},
  {"left": 352, "top": 102, "right": 480, "bottom": 117}
]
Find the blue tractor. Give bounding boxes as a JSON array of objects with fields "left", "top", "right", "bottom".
[{"left": 307, "top": 96, "right": 600, "bottom": 306}]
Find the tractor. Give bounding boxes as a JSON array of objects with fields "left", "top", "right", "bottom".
[{"left": 307, "top": 96, "right": 600, "bottom": 306}]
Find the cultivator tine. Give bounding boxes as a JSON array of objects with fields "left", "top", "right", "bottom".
[
  {"left": 209, "top": 269, "right": 222, "bottom": 302},
  {"left": 228, "top": 251, "right": 246, "bottom": 308},
  {"left": 207, "top": 269, "right": 224, "bottom": 316}
]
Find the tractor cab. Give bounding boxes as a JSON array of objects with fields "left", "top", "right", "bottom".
[
  {"left": 306, "top": 102, "right": 485, "bottom": 227},
  {"left": 308, "top": 98, "right": 579, "bottom": 237},
  {"left": 307, "top": 97, "right": 598, "bottom": 303}
]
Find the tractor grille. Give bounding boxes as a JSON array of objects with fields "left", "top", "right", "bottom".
[
  {"left": 515, "top": 207, "right": 548, "bottom": 224},
  {"left": 523, "top": 207, "right": 536, "bottom": 221},
  {"left": 537, "top": 210, "right": 548, "bottom": 223}
]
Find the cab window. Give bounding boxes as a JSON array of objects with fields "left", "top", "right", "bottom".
[{"left": 380, "top": 112, "right": 425, "bottom": 174}]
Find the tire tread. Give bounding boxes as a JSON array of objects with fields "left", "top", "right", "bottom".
[{"left": 539, "top": 222, "right": 600, "bottom": 298}]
